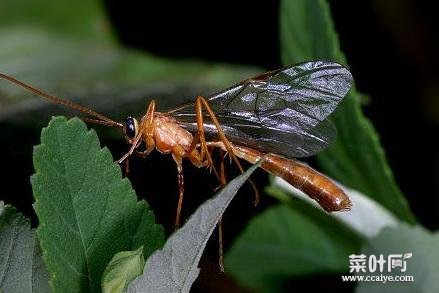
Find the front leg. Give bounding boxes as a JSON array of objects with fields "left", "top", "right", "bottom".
[{"left": 134, "top": 139, "right": 155, "bottom": 158}]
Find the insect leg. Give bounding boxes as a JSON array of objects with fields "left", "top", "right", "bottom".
[
  {"left": 195, "top": 97, "right": 241, "bottom": 169},
  {"left": 193, "top": 100, "right": 215, "bottom": 168},
  {"left": 218, "top": 217, "right": 224, "bottom": 272},
  {"left": 192, "top": 99, "right": 221, "bottom": 180},
  {"left": 186, "top": 144, "right": 226, "bottom": 271},
  {"left": 195, "top": 96, "right": 259, "bottom": 205},
  {"left": 186, "top": 146, "right": 226, "bottom": 197},
  {"left": 172, "top": 146, "right": 186, "bottom": 229},
  {"left": 143, "top": 100, "right": 156, "bottom": 155},
  {"left": 186, "top": 148, "right": 208, "bottom": 168},
  {"left": 187, "top": 132, "right": 204, "bottom": 160},
  {"left": 175, "top": 162, "right": 184, "bottom": 229},
  {"left": 217, "top": 151, "right": 228, "bottom": 272},
  {"left": 186, "top": 146, "right": 225, "bottom": 192},
  {"left": 125, "top": 157, "right": 130, "bottom": 176},
  {"left": 117, "top": 133, "right": 143, "bottom": 164}
]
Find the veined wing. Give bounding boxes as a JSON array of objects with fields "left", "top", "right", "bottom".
[{"left": 172, "top": 60, "right": 352, "bottom": 158}]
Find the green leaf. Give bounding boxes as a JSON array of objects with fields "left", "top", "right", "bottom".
[
  {"left": 225, "top": 204, "right": 362, "bottom": 291},
  {"left": 102, "top": 247, "right": 145, "bottom": 293},
  {"left": 280, "top": 0, "right": 415, "bottom": 222},
  {"left": 0, "top": 201, "right": 50, "bottom": 293},
  {"left": 128, "top": 162, "right": 261, "bottom": 293},
  {"left": 356, "top": 224, "right": 439, "bottom": 293},
  {"left": 0, "top": 0, "right": 113, "bottom": 41},
  {"left": 31, "top": 117, "right": 164, "bottom": 292}
]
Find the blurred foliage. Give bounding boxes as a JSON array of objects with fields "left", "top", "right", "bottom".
[
  {"left": 226, "top": 204, "right": 362, "bottom": 291},
  {"left": 358, "top": 224, "right": 439, "bottom": 292},
  {"left": 0, "top": 0, "right": 113, "bottom": 41},
  {"left": 0, "top": 27, "right": 259, "bottom": 127},
  {"left": 0, "top": 202, "right": 50, "bottom": 292},
  {"left": 0, "top": 0, "right": 260, "bottom": 130}
]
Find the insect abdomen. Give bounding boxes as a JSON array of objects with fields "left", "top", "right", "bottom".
[
  {"left": 263, "top": 154, "right": 351, "bottom": 211},
  {"left": 233, "top": 146, "right": 351, "bottom": 212}
]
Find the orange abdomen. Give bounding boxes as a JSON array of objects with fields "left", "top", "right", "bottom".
[{"left": 233, "top": 146, "right": 351, "bottom": 212}]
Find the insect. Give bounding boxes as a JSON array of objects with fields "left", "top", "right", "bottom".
[{"left": 0, "top": 60, "right": 352, "bottom": 226}]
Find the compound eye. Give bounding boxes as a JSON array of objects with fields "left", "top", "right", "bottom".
[{"left": 124, "top": 116, "right": 137, "bottom": 139}]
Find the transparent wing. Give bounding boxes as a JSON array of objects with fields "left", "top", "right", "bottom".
[
  {"left": 178, "top": 118, "right": 337, "bottom": 158},
  {"left": 173, "top": 60, "right": 352, "bottom": 158}
]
